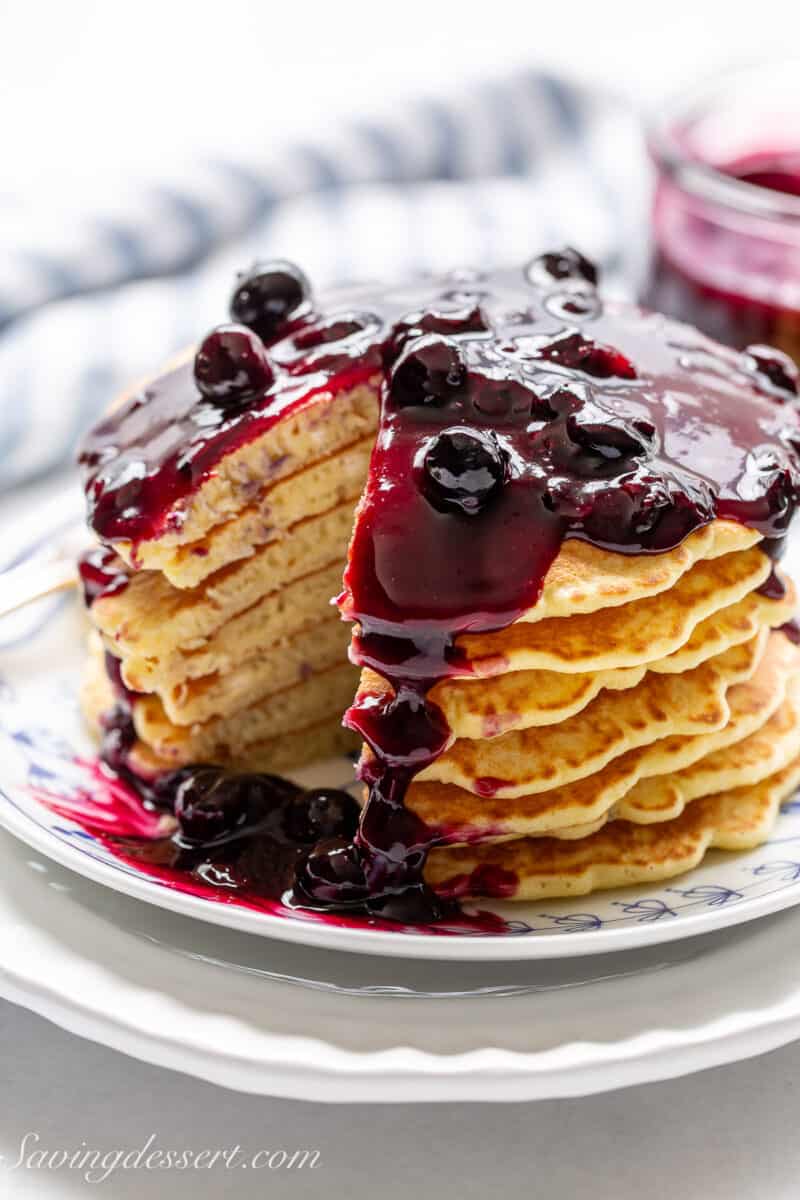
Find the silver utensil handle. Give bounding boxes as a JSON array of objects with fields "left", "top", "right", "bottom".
[{"left": 0, "top": 558, "right": 78, "bottom": 619}]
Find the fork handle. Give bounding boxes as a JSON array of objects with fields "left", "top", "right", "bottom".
[{"left": 0, "top": 558, "right": 78, "bottom": 619}]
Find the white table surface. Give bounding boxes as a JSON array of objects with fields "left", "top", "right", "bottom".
[{"left": 5, "top": 1, "right": 800, "bottom": 1194}]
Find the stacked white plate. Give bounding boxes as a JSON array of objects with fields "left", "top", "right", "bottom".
[{"left": 3, "top": 489, "right": 800, "bottom": 1101}]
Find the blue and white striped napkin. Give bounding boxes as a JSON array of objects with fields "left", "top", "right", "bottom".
[{"left": 0, "top": 70, "right": 646, "bottom": 493}]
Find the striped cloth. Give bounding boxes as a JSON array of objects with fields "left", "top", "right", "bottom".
[{"left": 0, "top": 70, "right": 646, "bottom": 492}]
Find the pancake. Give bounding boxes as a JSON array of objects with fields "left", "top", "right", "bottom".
[
  {"left": 112, "top": 374, "right": 378, "bottom": 569},
  {"left": 648, "top": 580, "right": 797, "bottom": 675},
  {"left": 627, "top": 630, "right": 798, "bottom": 783},
  {"left": 134, "top": 661, "right": 360, "bottom": 761},
  {"left": 417, "top": 631, "right": 787, "bottom": 798},
  {"left": 130, "top": 715, "right": 358, "bottom": 775},
  {"left": 79, "top": 409, "right": 375, "bottom": 772},
  {"left": 507, "top": 519, "right": 760, "bottom": 623},
  {"left": 424, "top": 755, "right": 800, "bottom": 900},
  {"left": 95, "top": 611, "right": 351, "bottom": 732},
  {"left": 89, "top": 499, "right": 356, "bottom": 659},
  {"left": 403, "top": 632, "right": 788, "bottom": 840},
  {"left": 617, "top": 673, "right": 800, "bottom": 824},
  {"left": 116, "top": 560, "right": 346, "bottom": 694},
  {"left": 524, "top": 667, "right": 800, "bottom": 840},
  {"left": 132, "top": 615, "right": 351, "bottom": 726},
  {"left": 140, "top": 434, "right": 374, "bottom": 588},
  {"left": 458, "top": 547, "right": 772, "bottom": 676},
  {"left": 360, "top": 589, "right": 793, "bottom": 741},
  {"left": 81, "top": 635, "right": 359, "bottom": 769}
]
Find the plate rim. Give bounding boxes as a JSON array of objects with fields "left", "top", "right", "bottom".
[
  {"left": 5, "top": 492, "right": 800, "bottom": 961},
  {"left": 2, "top": 859, "right": 800, "bottom": 1101},
  {"left": 5, "top": 788, "right": 800, "bottom": 960}
]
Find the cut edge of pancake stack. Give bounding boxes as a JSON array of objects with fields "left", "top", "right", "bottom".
[
  {"left": 389, "top": 520, "right": 800, "bottom": 900},
  {"left": 81, "top": 376, "right": 379, "bottom": 774}
]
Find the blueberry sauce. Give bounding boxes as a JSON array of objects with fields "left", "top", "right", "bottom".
[
  {"left": 78, "top": 263, "right": 380, "bottom": 549},
  {"left": 78, "top": 254, "right": 800, "bottom": 925},
  {"left": 77, "top": 545, "right": 129, "bottom": 606},
  {"left": 336, "top": 253, "right": 800, "bottom": 921},
  {"left": 30, "top": 759, "right": 511, "bottom": 934},
  {"left": 729, "top": 153, "right": 800, "bottom": 200},
  {"left": 779, "top": 618, "right": 800, "bottom": 646},
  {"left": 647, "top": 150, "right": 800, "bottom": 354}
]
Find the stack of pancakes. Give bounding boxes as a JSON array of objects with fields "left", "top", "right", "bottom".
[
  {"left": 78, "top": 255, "right": 800, "bottom": 907},
  {"left": 382, "top": 520, "right": 800, "bottom": 899},
  {"left": 81, "top": 373, "right": 378, "bottom": 773}
]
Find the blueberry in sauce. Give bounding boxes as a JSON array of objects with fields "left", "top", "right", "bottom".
[
  {"left": 150, "top": 763, "right": 215, "bottom": 811},
  {"left": 389, "top": 334, "right": 467, "bottom": 409},
  {"left": 291, "top": 315, "right": 371, "bottom": 351},
  {"left": 175, "top": 766, "right": 306, "bottom": 844},
  {"left": 294, "top": 836, "right": 369, "bottom": 906},
  {"left": 99, "top": 704, "right": 137, "bottom": 773},
  {"left": 526, "top": 246, "right": 598, "bottom": 288},
  {"left": 743, "top": 344, "right": 799, "bottom": 398},
  {"left": 230, "top": 259, "right": 312, "bottom": 342},
  {"left": 194, "top": 324, "right": 275, "bottom": 403},
  {"left": 533, "top": 331, "right": 637, "bottom": 380},
  {"left": 422, "top": 427, "right": 507, "bottom": 515},
  {"left": 78, "top": 546, "right": 129, "bottom": 607},
  {"left": 470, "top": 375, "right": 537, "bottom": 420},
  {"left": 566, "top": 403, "right": 656, "bottom": 461},
  {"left": 383, "top": 302, "right": 490, "bottom": 365},
  {"left": 108, "top": 756, "right": 366, "bottom": 905},
  {"left": 280, "top": 787, "right": 361, "bottom": 845},
  {"left": 174, "top": 767, "right": 252, "bottom": 843}
]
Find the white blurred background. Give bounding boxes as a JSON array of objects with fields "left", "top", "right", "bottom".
[{"left": 2, "top": 0, "right": 799, "bottom": 182}]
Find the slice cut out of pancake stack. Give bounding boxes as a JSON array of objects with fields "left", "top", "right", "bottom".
[{"left": 80, "top": 367, "right": 379, "bottom": 773}]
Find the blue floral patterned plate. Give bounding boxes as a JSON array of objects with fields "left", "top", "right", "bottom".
[{"left": 3, "top": 499, "right": 800, "bottom": 961}]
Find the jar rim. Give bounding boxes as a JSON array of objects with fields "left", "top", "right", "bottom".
[{"left": 648, "top": 59, "right": 800, "bottom": 225}]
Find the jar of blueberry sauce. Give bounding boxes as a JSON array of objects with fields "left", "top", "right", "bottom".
[{"left": 644, "top": 61, "right": 800, "bottom": 361}]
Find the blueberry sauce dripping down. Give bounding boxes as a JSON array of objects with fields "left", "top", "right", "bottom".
[
  {"left": 78, "top": 254, "right": 800, "bottom": 923},
  {"left": 77, "top": 545, "right": 129, "bottom": 606},
  {"left": 779, "top": 618, "right": 800, "bottom": 646},
  {"left": 77, "top": 266, "right": 380, "bottom": 548},
  {"left": 336, "top": 255, "right": 800, "bottom": 921}
]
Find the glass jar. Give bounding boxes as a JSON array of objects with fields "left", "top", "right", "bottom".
[{"left": 645, "top": 61, "right": 800, "bottom": 361}]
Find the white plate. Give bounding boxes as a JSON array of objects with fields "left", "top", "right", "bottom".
[
  {"left": 3, "top": 493, "right": 800, "bottom": 961},
  {"left": 4, "top": 819, "right": 800, "bottom": 1101}
]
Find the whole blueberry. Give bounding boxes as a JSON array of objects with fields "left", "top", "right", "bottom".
[
  {"left": 230, "top": 260, "right": 312, "bottom": 341},
  {"left": 174, "top": 767, "right": 251, "bottom": 844},
  {"left": 422, "top": 427, "right": 507, "bottom": 515},
  {"left": 281, "top": 787, "right": 361, "bottom": 845},
  {"left": 292, "top": 315, "right": 370, "bottom": 351},
  {"left": 566, "top": 406, "right": 655, "bottom": 460},
  {"left": 151, "top": 762, "right": 218, "bottom": 811},
  {"left": 389, "top": 334, "right": 467, "bottom": 409},
  {"left": 384, "top": 303, "right": 489, "bottom": 365},
  {"left": 743, "top": 344, "right": 799, "bottom": 398},
  {"left": 194, "top": 324, "right": 274, "bottom": 403},
  {"left": 526, "top": 247, "right": 598, "bottom": 288},
  {"left": 99, "top": 704, "right": 135, "bottom": 771},
  {"left": 294, "top": 836, "right": 368, "bottom": 906}
]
